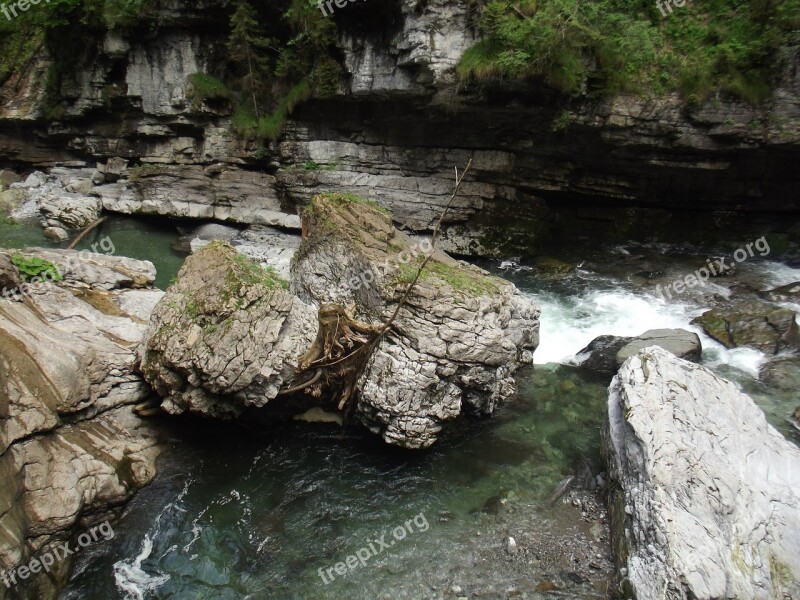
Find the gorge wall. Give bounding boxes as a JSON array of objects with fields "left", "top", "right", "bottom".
[{"left": 1, "top": 0, "right": 799, "bottom": 254}]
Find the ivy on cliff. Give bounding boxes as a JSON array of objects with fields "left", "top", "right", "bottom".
[{"left": 458, "top": 0, "right": 800, "bottom": 104}]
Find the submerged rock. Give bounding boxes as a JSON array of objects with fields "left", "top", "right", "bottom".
[
  {"left": 692, "top": 300, "right": 800, "bottom": 355},
  {"left": 760, "top": 280, "right": 800, "bottom": 303},
  {"left": 576, "top": 329, "right": 700, "bottom": 376},
  {"left": 759, "top": 355, "right": 800, "bottom": 390},
  {"left": 606, "top": 346, "right": 800, "bottom": 599}
]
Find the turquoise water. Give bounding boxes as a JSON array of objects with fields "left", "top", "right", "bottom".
[
  {"left": 0, "top": 218, "right": 185, "bottom": 290},
  {"left": 62, "top": 365, "right": 612, "bottom": 600},
  {"left": 50, "top": 235, "right": 800, "bottom": 599}
]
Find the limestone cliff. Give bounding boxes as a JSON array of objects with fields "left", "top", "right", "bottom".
[{"left": 1, "top": 0, "right": 798, "bottom": 253}]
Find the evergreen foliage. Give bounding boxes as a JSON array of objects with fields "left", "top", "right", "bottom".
[{"left": 458, "top": 0, "right": 800, "bottom": 103}]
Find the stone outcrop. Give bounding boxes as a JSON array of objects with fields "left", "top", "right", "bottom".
[
  {"left": 606, "top": 346, "right": 800, "bottom": 599},
  {"left": 292, "top": 194, "right": 539, "bottom": 447},
  {"left": 0, "top": 249, "right": 165, "bottom": 599},
  {"left": 692, "top": 300, "right": 800, "bottom": 355},
  {"left": 576, "top": 329, "right": 701, "bottom": 376},
  {"left": 0, "top": 0, "right": 798, "bottom": 252},
  {"left": 139, "top": 242, "right": 317, "bottom": 418},
  {"left": 140, "top": 195, "right": 538, "bottom": 448}
]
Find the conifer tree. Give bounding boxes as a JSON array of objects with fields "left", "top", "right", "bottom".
[{"left": 227, "top": 0, "right": 271, "bottom": 119}]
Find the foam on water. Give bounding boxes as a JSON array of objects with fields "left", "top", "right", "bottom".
[
  {"left": 113, "top": 536, "right": 170, "bottom": 600},
  {"left": 112, "top": 480, "right": 192, "bottom": 599},
  {"left": 529, "top": 286, "right": 768, "bottom": 377}
]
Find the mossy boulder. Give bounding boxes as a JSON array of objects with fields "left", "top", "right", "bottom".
[
  {"left": 140, "top": 241, "right": 317, "bottom": 417},
  {"left": 692, "top": 300, "right": 800, "bottom": 355},
  {"left": 292, "top": 193, "right": 540, "bottom": 448}
]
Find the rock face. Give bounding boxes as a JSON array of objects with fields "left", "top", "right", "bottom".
[
  {"left": 139, "top": 242, "right": 317, "bottom": 418},
  {"left": 576, "top": 329, "right": 701, "bottom": 376},
  {"left": 0, "top": 249, "right": 165, "bottom": 599},
  {"left": 292, "top": 194, "right": 539, "bottom": 448},
  {"left": 692, "top": 301, "right": 800, "bottom": 355},
  {"left": 0, "top": 0, "right": 798, "bottom": 252},
  {"left": 605, "top": 346, "right": 800, "bottom": 600}
]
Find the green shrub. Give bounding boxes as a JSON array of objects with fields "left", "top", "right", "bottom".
[
  {"left": 186, "top": 73, "right": 231, "bottom": 110},
  {"left": 459, "top": 0, "right": 800, "bottom": 103}
]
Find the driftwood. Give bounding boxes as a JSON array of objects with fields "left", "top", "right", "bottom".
[
  {"left": 282, "top": 161, "right": 474, "bottom": 420},
  {"left": 68, "top": 217, "right": 107, "bottom": 250}
]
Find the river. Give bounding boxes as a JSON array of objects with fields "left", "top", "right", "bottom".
[{"left": 4, "top": 222, "right": 797, "bottom": 599}]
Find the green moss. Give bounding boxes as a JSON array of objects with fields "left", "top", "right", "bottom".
[
  {"left": 302, "top": 160, "right": 337, "bottom": 171},
  {"left": 224, "top": 252, "right": 289, "bottom": 299},
  {"left": 317, "top": 192, "right": 390, "bottom": 216},
  {"left": 186, "top": 72, "right": 232, "bottom": 110},
  {"left": 395, "top": 258, "right": 500, "bottom": 297}
]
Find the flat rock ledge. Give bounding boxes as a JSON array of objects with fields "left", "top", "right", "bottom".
[{"left": 605, "top": 346, "right": 800, "bottom": 599}]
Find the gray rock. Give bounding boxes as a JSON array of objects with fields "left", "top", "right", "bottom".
[
  {"left": 292, "top": 195, "right": 539, "bottom": 448},
  {"left": 118, "top": 165, "right": 300, "bottom": 228},
  {"left": 614, "top": 329, "right": 701, "bottom": 366},
  {"left": 139, "top": 242, "right": 317, "bottom": 417},
  {"left": 230, "top": 225, "right": 301, "bottom": 281},
  {"left": 575, "top": 335, "right": 634, "bottom": 375},
  {"left": 576, "top": 329, "right": 701, "bottom": 376},
  {"left": 0, "top": 189, "right": 27, "bottom": 214},
  {"left": 0, "top": 254, "right": 20, "bottom": 291},
  {"left": 761, "top": 281, "right": 800, "bottom": 304},
  {"left": 692, "top": 300, "right": 800, "bottom": 355},
  {"left": 189, "top": 222, "right": 241, "bottom": 242},
  {"left": 101, "top": 157, "right": 129, "bottom": 182},
  {"left": 606, "top": 347, "right": 800, "bottom": 599},
  {"left": 0, "top": 170, "right": 21, "bottom": 188},
  {"left": 39, "top": 193, "right": 102, "bottom": 229},
  {"left": 758, "top": 355, "right": 800, "bottom": 390},
  {"left": 0, "top": 248, "right": 165, "bottom": 596},
  {"left": 43, "top": 226, "right": 69, "bottom": 241}
]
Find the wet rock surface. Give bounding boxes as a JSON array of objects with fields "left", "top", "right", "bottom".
[
  {"left": 606, "top": 347, "right": 800, "bottom": 599},
  {"left": 576, "top": 328, "right": 701, "bottom": 376},
  {"left": 692, "top": 300, "right": 800, "bottom": 355},
  {"left": 0, "top": 248, "right": 165, "bottom": 599}
]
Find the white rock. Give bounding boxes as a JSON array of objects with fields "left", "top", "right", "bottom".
[{"left": 606, "top": 346, "right": 800, "bottom": 599}]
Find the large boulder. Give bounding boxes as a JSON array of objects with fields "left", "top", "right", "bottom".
[
  {"left": 140, "top": 194, "right": 539, "bottom": 449},
  {"left": 692, "top": 300, "right": 800, "bottom": 355},
  {"left": 605, "top": 346, "right": 800, "bottom": 599},
  {"left": 139, "top": 242, "right": 318, "bottom": 418},
  {"left": 292, "top": 194, "right": 539, "bottom": 448},
  {"left": 0, "top": 248, "right": 165, "bottom": 599}
]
